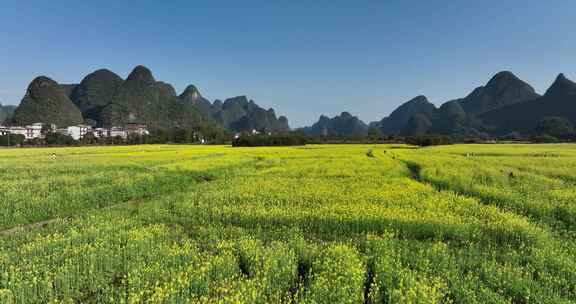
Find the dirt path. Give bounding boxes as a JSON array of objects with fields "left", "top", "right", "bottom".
[
  {"left": 0, "top": 219, "right": 60, "bottom": 236},
  {"left": 0, "top": 196, "right": 154, "bottom": 237},
  {"left": 0, "top": 171, "right": 220, "bottom": 237}
]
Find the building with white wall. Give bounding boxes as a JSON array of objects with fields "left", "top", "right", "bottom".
[
  {"left": 0, "top": 125, "right": 43, "bottom": 140},
  {"left": 0, "top": 126, "right": 10, "bottom": 136},
  {"left": 66, "top": 125, "right": 92, "bottom": 140},
  {"left": 126, "top": 123, "right": 149, "bottom": 136},
  {"left": 25, "top": 123, "right": 45, "bottom": 139},
  {"left": 109, "top": 127, "right": 128, "bottom": 139},
  {"left": 93, "top": 128, "right": 109, "bottom": 138},
  {"left": 2, "top": 123, "right": 149, "bottom": 142}
]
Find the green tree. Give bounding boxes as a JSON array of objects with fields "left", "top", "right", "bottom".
[
  {"left": 45, "top": 132, "right": 76, "bottom": 146},
  {"left": 534, "top": 117, "right": 574, "bottom": 139},
  {"left": 367, "top": 127, "right": 382, "bottom": 140},
  {"left": 0, "top": 134, "right": 25, "bottom": 146}
]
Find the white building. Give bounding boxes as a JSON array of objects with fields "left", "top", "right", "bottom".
[
  {"left": 2, "top": 123, "right": 149, "bottom": 142},
  {"left": 55, "top": 128, "right": 69, "bottom": 136},
  {"left": 3, "top": 126, "right": 27, "bottom": 138},
  {"left": 126, "top": 123, "right": 149, "bottom": 136},
  {"left": 109, "top": 127, "right": 128, "bottom": 139},
  {"left": 25, "top": 123, "right": 45, "bottom": 140},
  {"left": 93, "top": 128, "right": 109, "bottom": 138},
  {"left": 66, "top": 125, "right": 92, "bottom": 140},
  {"left": 0, "top": 123, "right": 50, "bottom": 140}
]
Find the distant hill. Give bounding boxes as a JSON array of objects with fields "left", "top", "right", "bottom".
[
  {"left": 179, "top": 85, "right": 215, "bottom": 124},
  {"left": 98, "top": 65, "right": 189, "bottom": 128},
  {"left": 213, "top": 96, "right": 290, "bottom": 132},
  {"left": 401, "top": 100, "right": 488, "bottom": 138},
  {"left": 70, "top": 69, "right": 124, "bottom": 125},
  {"left": 8, "top": 67, "right": 576, "bottom": 139},
  {"left": 377, "top": 71, "right": 572, "bottom": 138},
  {"left": 10, "top": 65, "right": 290, "bottom": 132},
  {"left": 480, "top": 73, "right": 576, "bottom": 134},
  {"left": 179, "top": 88, "right": 290, "bottom": 132},
  {"left": 0, "top": 103, "right": 16, "bottom": 124},
  {"left": 301, "top": 112, "right": 367, "bottom": 137},
  {"left": 11, "top": 76, "right": 84, "bottom": 126},
  {"left": 457, "top": 71, "right": 540, "bottom": 115},
  {"left": 0, "top": 103, "right": 16, "bottom": 123},
  {"left": 377, "top": 95, "right": 436, "bottom": 135}
]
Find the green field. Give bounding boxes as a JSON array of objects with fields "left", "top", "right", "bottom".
[{"left": 1, "top": 144, "right": 576, "bottom": 303}]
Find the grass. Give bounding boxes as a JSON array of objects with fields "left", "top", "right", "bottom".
[{"left": 0, "top": 144, "right": 575, "bottom": 303}]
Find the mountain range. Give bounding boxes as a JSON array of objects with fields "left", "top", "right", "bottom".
[
  {"left": 303, "top": 71, "right": 576, "bottom": 138},
  {"left": 300, "top": 112, "right": 368, "bottom": 137},
  {"left": 5, "top": 67, "right": 576, "bottom": 138},
  {"left": 9, "top": 65, "right": 290, "bottom": 132}
]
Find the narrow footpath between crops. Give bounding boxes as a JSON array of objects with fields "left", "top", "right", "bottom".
[
  {"left": 0, "top": 168, "right": 223, "bottom": 237},
  {"left": 390, "top": 149, "right": 574, "bottom": 234}
]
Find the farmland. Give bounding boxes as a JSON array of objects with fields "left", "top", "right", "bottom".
[{"left": 1, "top": 144, "right": 575, "bottom": 303}]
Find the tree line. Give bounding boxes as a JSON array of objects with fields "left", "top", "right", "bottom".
[{"left": 2, "top": 116, "right": 575, "bottom": 147}]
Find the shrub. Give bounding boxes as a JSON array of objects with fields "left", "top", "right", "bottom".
[
  {"left": 0, "top": 134, "right": 25, "bottom": 146},
  {"left": 405, "top": 135, "right": 453, "bottom": 147},
  {"left": 232, "top": 134, "right": 307, "bottom": 147}
]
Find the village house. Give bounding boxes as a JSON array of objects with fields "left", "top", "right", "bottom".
[
  {"left": 54, "top": 128, "right": 69, "bottom": 136},
  {"left": 26, "top": 123, "right": 42, "bottom": 139},
  {"left": 234, "top": 129, "right": 261, "bottom": 139},
  {"left": 0, "top": 123, "right": 48, "bottom": 140},
  {"left": 109, "top": 127, "right": 128, "bottom": 139},
  {"left": 126, "top": 123, "right": 149, "bottom": 136},
  {"left": 1, "top": 122, "right": 149, "bottom": 142},
  {"left": 9, "top": 126, "right": 28, "bottom": 138},
  {"left": 93, "top": 128, "right": 109, "bottom": 138},
  {"left": 66, "top": 124, "right": 92, "bottom": 140},
  {"left": 0, "top": 126, "right": 10, "bottom": 136}
]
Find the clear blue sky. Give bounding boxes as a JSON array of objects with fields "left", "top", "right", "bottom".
[{"left": 1, "top": 0, "right": 574, "bottom": 127}]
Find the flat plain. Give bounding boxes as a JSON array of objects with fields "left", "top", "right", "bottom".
[{"left": 1, "top": 144, "right": 575, "bottom": 303}]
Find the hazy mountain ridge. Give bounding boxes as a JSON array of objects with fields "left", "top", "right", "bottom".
[
  {"left": 302, "top": 71, "right": 575, "bottom": 139},
  {"left": 301, "top": 112, "right": 368, "bottom": 137},
  {"left": 0, "top": 103, "right": 16, "bottom": 123}
]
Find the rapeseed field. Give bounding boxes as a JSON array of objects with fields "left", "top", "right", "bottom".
[{"left": 1, "top": 144, "right": 575, "bottom": 303}]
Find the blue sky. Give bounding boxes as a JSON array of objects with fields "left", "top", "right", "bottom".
[{"left": 1, "top": 0, "right": 574, "bottom": 127}]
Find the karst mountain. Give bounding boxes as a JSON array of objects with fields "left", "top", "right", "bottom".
[
  {"left": 7, "top": 67, "right": 576, "bottom": 138},
  {"left": 9, "top": 65, "right": 290, "bottom": 133}
]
